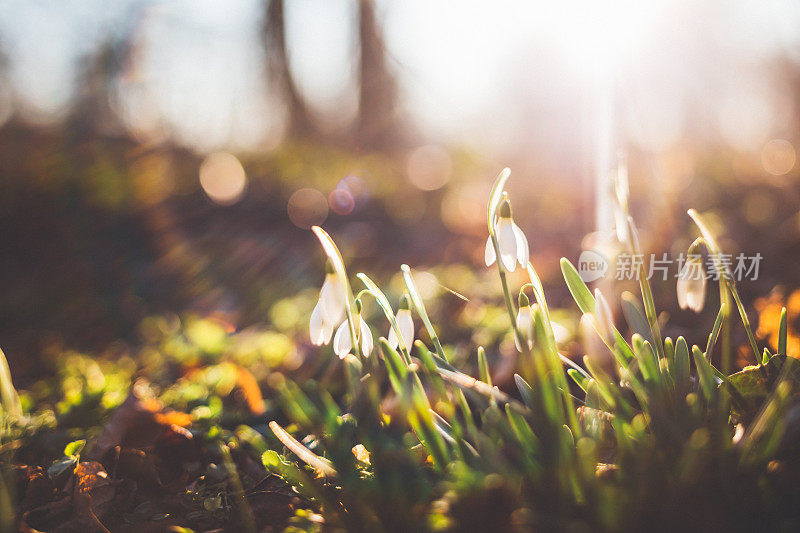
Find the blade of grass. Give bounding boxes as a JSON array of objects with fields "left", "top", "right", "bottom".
[
  {"left": 779, "top": 307, "right": 788, "bottom": 355},
  {"left": 674, "top": 336, "right": 690, "bottom": 391},
  {"left": 402, "top": 264, "right": 447, "bottom": 362},
  {"left": 705, "top": 303, "right": 727, "bottom": 360},
  {"left": 621, "top": 291, "right": 652, "bottom": 344},
  {"left": 477, "top": 347, "right": 492, "bottom": 387},
  {"left": 269, "top": 421, "right": 337, "bottom": 477},
  {"left": 357, "top": 273, "right": 412, "bottom": 364},
  {"left": 688, "top": 210, "right": 760, "bottom": 364},
  {"left": 561, "top": 259, "right": 635, "bottom": 364},
  {"left": 219, "top": 442, "right": 256, "bottom": 533}
]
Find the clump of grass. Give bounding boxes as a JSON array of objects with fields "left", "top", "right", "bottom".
[{"left": 263, "top": 168, "right": 800, "bottom": 531}]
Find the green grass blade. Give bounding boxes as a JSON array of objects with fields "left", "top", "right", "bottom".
[
  {"left": 621, "top": 291, "right": 652, "bottom": 344},
  {"left": 705, "top": 303, "right": 727, "bottom": 358},
  {"left": 477, "top": 346, "right": 492, "bottom": 387},
  {"left": 692, "top": 345, "right": 717, "bottom": 402},
  {"left": 357, "top": 272, "right": 412, "bottom": 363},
  {"left": 567, "top": 368, "right": 588, "bottom": 392},
  {"left": 514, "top": 373, "right": 535, "bottom": 409},
  {"left": 561, "top": 258, "right": 595, "bottom": 314},
  {"left": 402, "top": 264, "right": 447, "bottom": 362},
  {"left": 674, "top": 336, "right": 690, "bottom": 390},
  {"left": 779, "top": 307, "right": 788, "bottom": 355},
  {"left": 269, "top": 421, "right": 337, "bottom": 477},
  {"left": 379, "top": 337, "right": 407, "bottom": 394}
]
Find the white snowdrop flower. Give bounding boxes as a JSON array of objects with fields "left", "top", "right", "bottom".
[
  {"left": 485, "top": 197, "right": 530, "bottom": 272},
  {"left": 333, "top": 314, "right": 374, "bottom": 359},
  {"left": 309, "top": 302, "right": 334, "bottom": 345},
  {"left": 388, "top": 295, "right": 414, "bottom": 351},
  {"left": 593, "top": 288, "right": 615, "bottom": 344},
  {"left": 309, "top": 262, "right": 347, "bottom": 346},
  {"left": 677, "top": 255, "right": 706, "bottom": 313},
  {"left": 515, "top": 292, "right": 534, "bottom": 351}
]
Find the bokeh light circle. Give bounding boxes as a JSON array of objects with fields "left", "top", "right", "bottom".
[
  {"left": 337, "top": 175, "right": 369, "bottom": 205},
  {"left": 328, "top": 188, "right": 355, "bottom": 215},
  {"left": 287, "top": 188, "right": 329, "bottom": 228},
  {"left": 761, "top": 139, "right": 796, "bottom": 176},
  {"left": 406, "top": 145, "right": 452, "bottom": 191},
  {"left": 199, "top": 152, "right": 247, "bottom": 205}
]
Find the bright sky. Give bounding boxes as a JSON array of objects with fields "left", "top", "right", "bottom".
[{"left": 1, "top": 0, "right": 800, "bottom": 152}]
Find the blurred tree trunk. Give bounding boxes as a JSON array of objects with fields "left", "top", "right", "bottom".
[
  {"left": 68, "top": 40, "right": 127, "bottom": 139},
  {"left": 355, "top": 0, "right": 405, "bottom": 151},
  {"left": 262, "top": 0, "right": 319, "bottom": 140}
]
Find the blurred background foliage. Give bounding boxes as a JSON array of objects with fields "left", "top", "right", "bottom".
[{"left": 1, "top": 0, "right": 800, "bottom": 385}]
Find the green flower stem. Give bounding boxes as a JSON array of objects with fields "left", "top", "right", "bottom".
[
  {"left": 625, "top": 217, "right": 665, "bottom": 360},
  {"left": 687, "top": 225, "right": 760, "bottom": 366},
  {"left": 485, "top": 169, "right": 523, "bottom": 350},
  {"left": 524, "top": 268, "right": 580, "bottom": 435},
  {"left": 356, "top": 274, "right": 412, "bottom": 365},
  {"left": 728, "top": 282, "right": 760, "bottom": 365},
  {"left": 494, "top": 253, "right": 524, "bottom": 351}
]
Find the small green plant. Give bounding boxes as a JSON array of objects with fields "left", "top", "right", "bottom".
[{"left": 262, "top": 168, "right": 800, "bottom": 531}]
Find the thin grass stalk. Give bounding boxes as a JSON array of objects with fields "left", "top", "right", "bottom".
[
  {"left": 401, "top": 264, "right": 447, "bottom": 362},
  {"left": 624, "top": 216, "right": 665, "bottom": 360},
  {"left": 687, "top": 210, "right": 760, "bottom": 365}
]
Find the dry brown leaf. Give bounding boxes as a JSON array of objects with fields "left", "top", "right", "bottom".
[
  {"left": 89, "top": 389, "right": 192, "bottom": 460},
  {"left": 235, "top": 365, "right": 266, "bottom": 415}
]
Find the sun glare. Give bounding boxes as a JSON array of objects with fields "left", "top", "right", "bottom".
[{"left": 538, "top": 0, "right": 665, "bottom": 79}]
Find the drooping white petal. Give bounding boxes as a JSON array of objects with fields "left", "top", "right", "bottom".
[
  {"left": 397, "top": 310, "right": 414, "bottom": 350},
  {"left": 512, "top": 222, "right": 529, "bottom": 267},
  {"left": 676, "top": 276, "right": 689, "bottom": 310},
  {"left": 388, "top": 309, "right": 414, "bottom": 350},
  {"left": 593, "top": 289, "right": 615, "bottom": 343},
  {"left": 387, "top": 326, "right": 399, "bottom": 349},
  {"left": 497, "top": 218, "right": 518, "bottom": 272},
  {"left": 677, "top": 260, "right": 707, "bottom": 313},
  {"left": 310, "top": 302, "right": 328, "bottom": 345},
  {"left": 333, "top": 320, "right": 352, "bottom": 358},
  {"left": 515, "top": 306, "right": 533, "bottom": 351},
  {"left": 323, "top": 321, "right": 334, "bottom": 344},
  {"left": 360, "top": 319, "right": 374, "bottom": 357},
  {"left": 484, "top": 235, "right": 497, "bottom": 266},
  {"left": 320, "top": 275, "right": 346, "bottom": 325},
  {"left": 551, "top": 321, "right": 570, "bottom": 344},
  {"left": 686, "top": 286, "right": 705, "bottom": 312}
]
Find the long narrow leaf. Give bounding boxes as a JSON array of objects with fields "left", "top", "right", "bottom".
[
  {"left": 269, "top": 421, "right": 336, "bottom": 477},
  {"left": 402, "top": 264, "right": 447, "bottom": 362},
  {"left": 357, "top": 272, "right": 412, "bottom": 362},
  {"left": 779, "top": 307, "right": 788, "bottom": 355}
]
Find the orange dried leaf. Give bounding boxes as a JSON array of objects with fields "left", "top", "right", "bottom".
[{"left": 236, "top": 366, "right": 266, "bottom": 415}]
